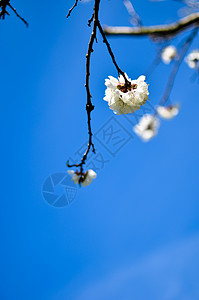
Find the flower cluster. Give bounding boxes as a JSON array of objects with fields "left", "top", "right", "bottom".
[
  {"left": 185, "top": 49, "right": 199, "bottom": 69},
  {"left": 161, "top": 45, "right": 177, "bottom": 64},
  {"left": 104, "top": 74, "right": 149, "bottom": 115},
  {"left": 68, "top": 169, "right": 97, "bottom": 187}
]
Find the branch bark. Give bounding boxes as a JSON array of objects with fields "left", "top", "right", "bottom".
[{"left": 103, "top": 12, "right": 199, "bottom": 37}]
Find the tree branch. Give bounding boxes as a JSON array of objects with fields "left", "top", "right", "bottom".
[
  {"left": 0, "top": 0, "right": 9, "bottom": 19},
  {"left": 8, "top": 3, "right": 28, "bottom": 27},
  {"left": 67, "top": 0, "right": 131, "bottom": 177},
  {"left": 67, "top": 0, "right": 100, "bottom": 177},
  {"left": 103, "top": 12, "right": 199, "bottom": 37},
  {"left": 0, "top": 0, "right": 28, "bottom": 26}
]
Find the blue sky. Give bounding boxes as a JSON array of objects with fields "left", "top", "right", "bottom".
[{"left": 1, "top": 0, "right": 199, "bottom": 299}]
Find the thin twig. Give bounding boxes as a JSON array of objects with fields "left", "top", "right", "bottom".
[
  {"left": 67, "top": 0, "right": 79, "bottom": 18},
  {"left": 88, "top": 12, "right": 94, "bottom": 27},
  {"left": 97, "top": 20, "right": 130, "bottom": 85},
  {"left": 123, "top": 0, "right": 143, "bottom": 26},
  {"left": 0, "top": 0, "right": 28, "bottom": 26},
  {"left": 8, "top": 3, "right": 28, "bottom": 27}
]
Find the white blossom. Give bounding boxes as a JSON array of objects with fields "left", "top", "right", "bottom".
[
  {"left": 104, "top": 73, "right": 149, "bottom": 115},
  {"left": 67, "top": 169, "right": 97, "bottom": 187},
  {"left": 133, "top": 114, "right": 160, "bottom": 142},
  {"left": 161, "top": 46, "right": 177, "bottom": 64},
  {"left": 156, "top": 104, "right": 179, "bottom": 119},
  {"left": 82, "top": 169, "right": 97, "bottom": 187},
  {"left": 185, "top": 49, "right": 199, "bottom": 69}
]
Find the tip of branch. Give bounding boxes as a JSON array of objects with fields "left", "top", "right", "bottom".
[{"left": 66, "top": 0, "right": 79, "bottom": 19}]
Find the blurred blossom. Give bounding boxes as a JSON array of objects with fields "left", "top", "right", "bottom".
[
  {"left": 82, "top": 169, "right": 97, "bottom": 187},
  {"left": 133, "top": 114, "right": 159, "bottom": 141},
  {"left": 185, "top": 49, "right": 199, "bottom": 69},
  {"left": 161, "top": 45, "right": 177, "bottom": 64},
  {"left": 156, "top": 104, "right": 180, "bottom": 119}
]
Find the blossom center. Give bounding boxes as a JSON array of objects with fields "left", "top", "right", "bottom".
[{"left": 117, "top": 83, "right": 137, "bottom": 93}]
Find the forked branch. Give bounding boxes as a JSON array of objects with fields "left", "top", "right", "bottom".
[{"left": 0, "top": 0, "right": 28, "bottom": 26}]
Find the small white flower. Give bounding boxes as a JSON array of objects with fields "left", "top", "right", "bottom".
[
  {"left": 156, "top": 104, "right": 179, "bottom": 119},
  {"left": 161, "top": 46, "right": 177, "bottom": 64},
  {"left": 67, "top": 169, "right": 97, "bottom": 187},
  {"left": 133, "top": 114, "right": 159, "bottom": 142},
  {"left": 82, "top": 169, "right": 97, "bottom": 187},
  {"left": 104, "top": 73, "right": 149, "bottom": 115},
  {"left": 185, "top": 49, "right": 199, "bottom": 69}
]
